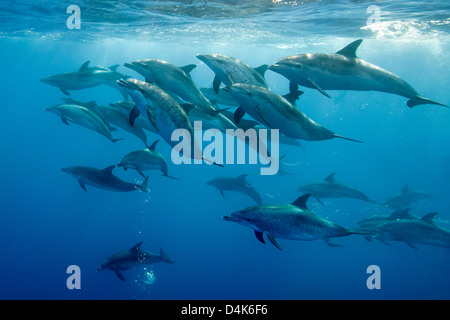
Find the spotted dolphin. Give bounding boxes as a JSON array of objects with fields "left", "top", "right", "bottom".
[
  {"left": 124, "top": 59, "right": 215, "bottom": 111},
  {"left": 40, "top": 61, "right": 130, "bottom": 99},
  {"left": 97, "top": 242, "right": 174, "bottom": 281},
  {"left": 223, "top": 194, "right": 366, "bottom": 250},
  {"left": 298, "top": 172, "right": 375, "bottom": 204},
  {"left": 62, "top": 165, "right": 148, "bottom": 192},
  {"left": 45, "top": 104, "right": 122, "bottom": 143},
  {"left": 196, "top": 54, "right": 269, "bottom": 93},
  {"left": 224, "top": 83, "right": 362, "bottom": 143},
  {"left": 382, "top": 184, "right": 434, "bottom": 210},
  {"left": 269, "top": 39, "right": 447, "bottom": 108},
  {"left": 206, "top": 174, "right": 263, "bottom": 205}
]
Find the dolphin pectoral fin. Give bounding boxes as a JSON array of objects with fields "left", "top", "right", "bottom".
[
  {"left": 407, "top": 96, "right": 449, "bottom": 108},
  {"left": 254, "top": 231, "right": 266, "bottom": 244},
  {"left": 266, "top": 233, "right": 282, "bottom": 250},
  {"left": 254, "top": 106, "right": 274, "bottom": 129},
  {"left": 61, "top": 117, "right": 70, "bottom": 125},
  {"left": 129, "top": 106, "right": 140, "bottom": 127},
  {"left": 213, "top": 76, "right": 221, "bottom": 94},
  {"left": 307, "top": 78, "right": 331, "bottom": 98},
  {"left": 78, "top": 180, "right": 87, "bottom": 192},
  {"left": 219, "top": 189, "right": 225, "bottom": 198},
  {"left": 60, "top": 87, "right": 70, "bottom": 96},
  {"left": 324, "top": 239, "right": 342, "bottom": 248},
  {"left": 115, "top": 271, "right": 126, "bottom": 281},
  {"left": 136, "top": 170, "right": 146, "bottom": 178},
  {"left": 234, "top": 107, "right": 246, "bottom": 125},
  {"left": 146, "top": 109, "right": 159, "bottom": 132},
  {"left": 405, "top": 242, "right": 418, "bottom": 250}
]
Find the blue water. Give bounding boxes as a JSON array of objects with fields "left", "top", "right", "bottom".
[{"left": 0, "top": 0, "right": 449, "bottom": 300}]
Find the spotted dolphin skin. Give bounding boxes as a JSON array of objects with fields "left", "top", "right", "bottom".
[
  {"left": 97, "top": 242, "right": 174, "bottom": 281},
  {"left": 269, "top": 39, "right": 448, "bottom": 108},
  {"left": 206, "top": 174, "right": 263, "bottom": 205},
  {"left": 61, "top": 165, "right": 148, "bottom": 192},
  {"left": 40, "top": 61, "right": 130, "bottom": 99},
  {"left": 196, "top": 54, "right": 269, "bottom": 93},
  {"left": 223, "top": 194, "right": 365, "bottom": 250}
]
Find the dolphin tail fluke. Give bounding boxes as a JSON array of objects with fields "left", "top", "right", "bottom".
[
  {"left": 160, "top": 248, "right": 175, "bottom": 264},
  {"left": 333, "top": 134, "right": 363, "bottom": 144},
  {"left": 407, "top": 96, "right": 448, "bottom": 108}
]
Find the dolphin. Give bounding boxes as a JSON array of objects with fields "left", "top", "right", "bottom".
[
  {"left": 222, "top": 194, "right": 366, "bottom": 250},
  {"left": 201, "top": 87, "right": 240, "bottom": 107},
  {"left": 206, "top": 174, "right": 263, "bottom": 205},
  {"left": 96, "top": 104, "right": 148, "bottom": 146},
  {"left": 180, "top": 103, "right": 237, "bottom": 132},
  {"left": 298, "top": 172, "right": 374, "bottom": 204},
  {"left": 118, "top": 140, "right": 178, "bottom": 180},
  {"left": 97, "top": 242, "right": 174, "bottom": 281},
  {"left": 124, "top": 59, "right": 215, "bottom": 111},
  {"left": 356, "top": 208, "right": 415, "bottom": 232},
  {"left": 40, "top": 61, "right": 130, "bottom": 99},
  {"left": 117, "top": 78, "right": 216, "bottom": 165},
  {"left": 268, "top": 39, "right": 447, "bottom": 108},
  {"left": 224, "top": 83, "right": 362, "bottom": 143},
  {"left": 372, "top": 212, "right": 450, "bottom": 249},
  {"left": 45, "top": 104, "right": 122, "bottom": 143},
  {"left": 62, "top": 165, "right": 148, "bottom": 192},
  {"left": 196, "top": 54, "right": 269, "bottom": 93},
  {"left": 382, "top": 184, "right": 434, "bottom": 210},
  {"left": 60, "top": 98, "right": 114, "bottom": 132}
]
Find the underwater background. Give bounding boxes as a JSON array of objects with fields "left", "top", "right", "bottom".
[{"left": 0, "top": 0, "right": 449, "bottom": 300}]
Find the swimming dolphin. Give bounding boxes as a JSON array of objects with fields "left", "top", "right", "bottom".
[
  {"left": 62, "top": 165, "right": 148, "bottom": 192},
  {"left": 222, "top": 194, "right": 365, "bottom": 250},
  {"left": 298, "top": 172, "right": 374, "bottom": 204},
  {"left": 372, "top": 212, "right": 450, "bottom": 249},
  {"left": 196, "top": 54, "right": 269, "bottom": 93},
  {"left": 45, "top": 104, "right": 122, "bottom": 143},
  {"left": 268, "top": 39, "right": 447, "bottom": 108},
  {"left": 224, "top": 83, "right": 362, "bottom": 143},
  {"left": 201, "top": 87, "right": 239, "bottom": 107},
  {"left": 124, "top": 59, "right": 215, "bottom": 111},
  {"left": 40, "top": 61, "right": 130, "bottom": 99},
  {"left": 382, "top": 184, "right": 434, "bottom": 210},
  {"left": 117, "top": 79, "right": 216, "bottom": 164},
  {"left": 356, "top": 208, "right": 415, "bottom": 232},
  {"left": 180, "top": 103, "right": 237, "bottom": 132},
  {"left": 118, "top": 140, "right": 178, "bottom": 180},
  {"left": 96, "top": 104, "right": 148, "bottom": 146},
  {"left": 97, "top": 242, "right": 174, "bottom": 281},
  {"left": 206, "top": 174, "right": 263, "bottom": 205}
]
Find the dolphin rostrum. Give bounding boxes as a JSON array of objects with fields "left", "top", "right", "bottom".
[
  {"left": 298, "top": 172, "right": 374, "bottom": 204},
  {"left": 40, "top": 61, "right": 130, "bottom": 99},
  {"left": 62, "top": 165, "right": 148, "bottom": 192},
  {"left": 124, "top": 59, "right": 215, "bottom": 111},
  {"left": 206, "top": 174, "right": 263, "bottom": 205},
  {"left": 223, "top": 194, "right": 366, "bottom": 250},
  {"left": 45, "top": 104, "right": 122, "bottom": 143},
  {"left": 118, "top": 140, "right": 178, "bottom": 180},
  {"left": 97, "top": 242, "right": 174, "bottom": 281},
  {"left": 269, "top": 39, "right": 447, "bottom": 108},
  {"left": 224, "top": 83, "right": 362, "bottom": 143},
  {"left": 372, "top": 212, "right": 450, "bottom": 250},
  {"left": 196, "top": 54, "right": 269, "bottom": 93}
]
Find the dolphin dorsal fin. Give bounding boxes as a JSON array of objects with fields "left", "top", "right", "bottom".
[
  {"left": 401, "top": 184, "right": 410, "bottom": 194},
  {"left": 180, "top": 103, "right": 196, "bottom": 115},
  {"left": 108, "top": 64, "right": 120, "bottom": 71},
  {"left": 235, "top": 174, "right": 248, "bottom": 184},
  {"left": 79, "top": 61, "right": 90, "bottom": 72},
  {"left": 336, "top": 39, "right": 363, "bottom": 58},
  {"left": 130, "top": 242, "right": 143, "bottom": 253},
  {"left": 149, "top": 140, "right": 159, "bottom": 151},
  {"left": 421, "top": 212, "right": 438, "bottom": 224},
  {"left": 254, "top": 64, "right": 269, "bottom": 78},
  {"left": 292, "top": 194, "right": 311, "bottom": 209},
  {"left": 180, "top": 64, "right": 197, "bottom": 76},
  {"left": 389, "top": 208, "right": 412, "bottom": 220},
  {"left": 101, "top": 165, "right": 116, "bottom": 175},
  {"left": 324, "top": 172, "right": 336, "bottom": 183}
]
